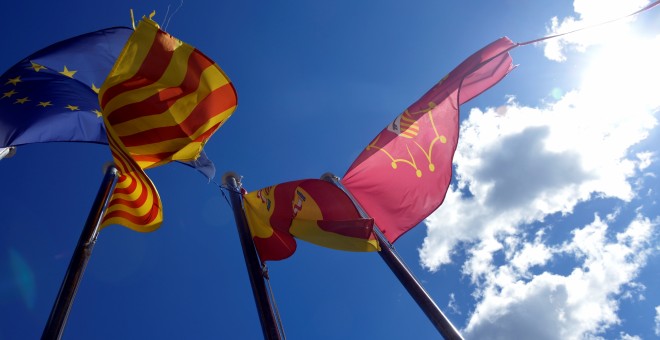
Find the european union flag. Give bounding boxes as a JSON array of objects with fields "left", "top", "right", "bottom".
[
  {"left": 0, "top": 27, "right": 216, "bottom": 178},
  {"left": 0, "top": 27, "right": 131, "bottom": 147}
]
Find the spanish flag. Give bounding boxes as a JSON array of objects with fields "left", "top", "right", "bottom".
[
  {"left": 100, "top": 18, "right": 237, "bottom": 231},
  {"left": 243, "top": 179, "right": 380, "bottom": 262}
]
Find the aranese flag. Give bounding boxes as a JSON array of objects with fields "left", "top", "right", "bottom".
[{"left": 342, "top": 37, "right": 516, "bottom": 243}]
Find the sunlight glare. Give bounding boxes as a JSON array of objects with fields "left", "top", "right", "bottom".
[{"left": 580, "top": 30, "right": 660, "bottom": 114}]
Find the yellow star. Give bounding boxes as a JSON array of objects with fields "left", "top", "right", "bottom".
[
  {"left": 59, "top": 66, "right": 77, "bottom": 78},
  {"left": 2, "top": 89, "right": 17, "bottom": 98},
  {"left": 5, "top": 76, "right": 21, "bottom": 86},
  {"left": 91, "top": 83, "right": 100, "bottom": 94},
  {"left": 65, "top": 104, "right": 79, "bottom": 111},
  {"left": 38, "top": 101, "right": 53, "bottom": 107},
  {"left": 29, "top": 61, "right": 47, "bottom": 72},
  {"left": 93, "top": 109, "right": 103, "bottom": 117},
  {"left": 14, "top": 97, "right": 30, "bottom": 104}
]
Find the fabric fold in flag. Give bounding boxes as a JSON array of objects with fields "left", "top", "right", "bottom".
[
  {"left": 100, "top": 18, "right": 237, "bottom": 231},
  {"left": 102, "top": 127, "right": 162, "bottom": 230},
  {"left": 342, "top": 37, "right": 516, "bottom": 243},
  {"left": 0, "top": 26, "right": 217, "bottom": 179},
  {"left": 0, "top": 27, "right": 130, "bottom": 147},
  {"left": 243, "top": 179, "right": 380, "bottom": 262}
]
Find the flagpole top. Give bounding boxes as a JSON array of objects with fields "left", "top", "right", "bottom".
[
  {"left": 222, "top": 171, "right": 243, "bottom": 190},
  {"left": 101, "top": 162, "right": 118, "bottom": 176},
  {"left": 0, "top": 147, "right": 16, "bottom": 159},
  {"left": 320, "top": 172, "right": 339, "bottom": 182}
]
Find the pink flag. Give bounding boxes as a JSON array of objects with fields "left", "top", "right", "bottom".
[{"left": 342, "top": 37, "right": 516, "bottom": 243}]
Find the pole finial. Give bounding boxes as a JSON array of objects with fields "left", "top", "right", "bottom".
[
  {"left": 0, "top": 147, "right": 16, "bottom": 160},
  {"left": 320, "top": 172, "right": 339, "bottom": 182},
  {"left": 222, "top": 171, "right": 242, "bottom": 189},
  {"left": 102, "top": 162, "right": 118, "bottom": 176}
]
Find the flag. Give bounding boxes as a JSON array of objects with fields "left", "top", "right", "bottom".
[
  {"left": 243, "top": 179, "right": 380, "bottom": 262},
  {"left": 100, "top": 18, "right": 237, "bottom": 231},
  {"left": 0, "top": 26, "right": 216, "bottom": 179},
  {"left": 0, "top": 27, "right": 130, "bottom": 147},
  {"left": 342, "top": 37, "right": 516, "bottom": 243}
]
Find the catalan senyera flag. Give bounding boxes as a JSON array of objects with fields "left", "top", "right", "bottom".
[
  {"left": 99, "top": 18, "right": 237, "bottom": 231},
  {"left": 243, "top": 179, "right": 380, "bottom": 262},
  {"left": 342, "top": 37, "right": 516, "bottom": 243},
  {"left": 0, "top": 26, "right": 217, "bottom": 179}
]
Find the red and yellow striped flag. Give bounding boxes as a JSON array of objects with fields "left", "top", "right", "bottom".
[{"left": 99, "top": 18, "right": 237, "bottom": 231}]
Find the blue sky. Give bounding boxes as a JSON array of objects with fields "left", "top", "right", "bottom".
[{"left": 1, "top": 1, "right": 659, "bottom": 339}]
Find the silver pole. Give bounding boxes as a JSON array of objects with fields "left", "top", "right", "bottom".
[
  {"left": 42, "top": 164, "right": 119, "bottom": 340},
  {"left": 222, "top": 172, "right": 284, "bottom": 340},
  {"left": 0, "top": 146, "right": 16, "bottom": 160},
  {"left": 321, "top": 173, "right": 464, "bottom": 340}
]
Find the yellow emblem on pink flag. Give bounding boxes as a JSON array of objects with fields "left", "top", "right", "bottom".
[{"left": 342, "top": 37, "right": 516, "bottom": 243}]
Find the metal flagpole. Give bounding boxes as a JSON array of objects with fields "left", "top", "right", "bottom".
[
  {"left": 222, "top": 172, "right": 283, "bottom": 340},
  {"left": 321, "top": 173, "right": 464, "bottom": 340},
  {"left": 0, "top": 146, "right": 16, "bottom": 160},
  {"left": 42, "top": 164, "right": 119, "bottom": 340}
]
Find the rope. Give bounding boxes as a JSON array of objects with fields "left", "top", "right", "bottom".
[
  {"left": 218, "top": 184, "right": 233, "bottom": 209},
  {"left": 162, "top": 4, "right": 171, "bottom": 28},
  {"left": 263, "top": 265, "right": 287, "bottom": 340},
  {"left": 164, "top": 0, "right": 184, "bottom": 31},
  {"left": 517, "top": 0, "right": 660, "bottom": 46}
]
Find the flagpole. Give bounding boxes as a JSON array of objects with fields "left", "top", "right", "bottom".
[
  {"left": 42, "top": 164, "right": 119, "bottom": 340},
  {"left": 0, "top": 146, "right": 16, "bottom": 160},
  {"left": 321, "top": 173, "right": 464, "bottom": 340},
  {"left": 222, "top": 172, "right": 283, "bottom": 340}
]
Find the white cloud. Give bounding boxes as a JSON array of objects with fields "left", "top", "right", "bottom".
[
  {"left": 420, "top": 81, "right": 659, "bottom": 274},
  {"left": 636, "top": 152, "right": 654, "bottom": 171},
  {"left": 448, "top": 293, "right": 461, "bottom": 315},
  {"left": 462, "top": 214, "right": 656, "bottom": 340},
  {"left": 655, "top": 305, "right": 660, "bottom": 336},
  {"left": 619, "top": 333, "right": 641, "bottom": 340},
  {"left": 542, "top": 0, "right": 651, "bottom": 61},
  {"left": 420, "top": 28, "right": 660, "bottom": 276},
  {"left": 509, "top": 232, "right": 552, "bottom": 275},
  {"left": 619, "top": 281, "right": 646, "bottom": 302},
  {"left": 418, "top": 2, "right": 660, "bottom": 339}
]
